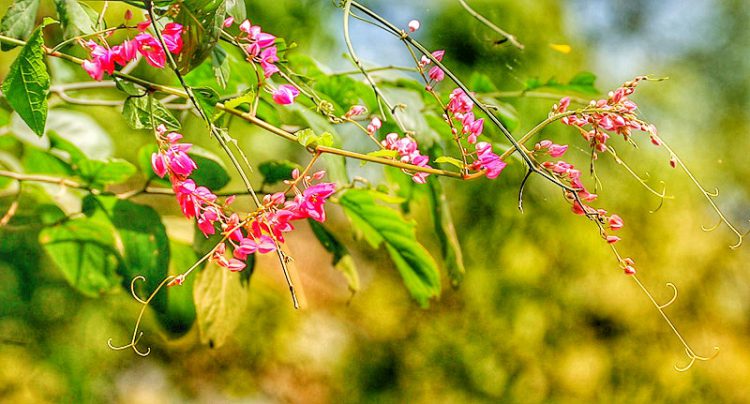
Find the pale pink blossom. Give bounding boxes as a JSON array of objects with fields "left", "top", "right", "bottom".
[{"left": 272, "top": 84, "right": 300, "bottom": 105}]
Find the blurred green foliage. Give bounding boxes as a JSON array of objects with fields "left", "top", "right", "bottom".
[{"left": 1, "top": 0, "right": 749, "bottom": 402}]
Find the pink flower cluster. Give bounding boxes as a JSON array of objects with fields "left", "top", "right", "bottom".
[
  {"left": 225, "top": 18, "right": 280, "bottom": 78},
  {"left": 272, "top": 84, "right": 300, "bottom": 105},
  {"left": 556, "top": 76, "right": 659, "bottom": 156},
  {"left": 381, "top": 133, "right": 432, "bottom": 184},
  {"left": 81, "top": 20, "right": 183, "bottom": 81},
  {"left": 150, "top": 125, "right": 336, "bottom": 275},
  {"left": 444, "top": 88, "right": 506, "bottom": 179}
]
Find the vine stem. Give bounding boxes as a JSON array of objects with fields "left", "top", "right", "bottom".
[{"left": 457, "top": 0, "right": 524, "bottom": 49}]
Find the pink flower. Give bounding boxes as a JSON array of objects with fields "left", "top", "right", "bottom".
[
  {"left": 608, "top": 214, "right": 623, "bottom": 231},
  {"left": 462, "top": 113, "right": 484, "bottom": 144},
  {"left": 259, "top": 46, "right": 279, "bottom": 77},
  {"left": 432, "top": 50, "right": 445, "bottom": 62},
  {"left": 408, "top": 20, "right": 420, "bottom": 32},
  {"left": 161, "top": 23, "right": 183, "bottom": 54},
  {"left": 345, "top": 105, "right": 367, "bottom": 119},
  {"left": 428, "top": 66, "right": 444, "bottom": 82},
  {"left": 134, "top": 33, "right": 166, "bottom": 68},
  {"left": 272, "top": 84, "right": 300, "bottom": 105},
  {"left": 447, "top": 88, "right": 474, "bottom": 115},
  {"left": 111, "top": 40, "right": 138, "bottom": 66},
  {"left": 223, "top": 17, "right": 234, "bottom": 27},
  {"left": 137, "top": 19, "right": 151, "bottom": 31},
  {"left": 82, "top": 59, "right": 104, "bottom": 81},
  {"left": 234, "top": 235, "right": 277, "bottom": 259},
  {"left": 472, "top": 142, "right": 506, "bottom": 179},
  {"left": 556, "top": 96, "right": 570, "bottom": 113},
  {"left": 366, "top": 117, "right": 382, "bottom": 134},
  {"left": 151, "top": 153, "right": 168, "bottom": 177},
  {"left": 606, "top": 235, "right": 621, "bottom": 244},
  {"left": 286, "top": 182, "right": 336, "bottom": 222},
  {"left": 548, "top": 144, "right": 568, "bottom": 157}
]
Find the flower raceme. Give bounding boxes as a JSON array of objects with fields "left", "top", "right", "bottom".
[
  {"left": 150, "top": 125, "right": 336, "bottom": 277},
  {"left": 81, "top": 20, "right": 184, "bottom": 81}
]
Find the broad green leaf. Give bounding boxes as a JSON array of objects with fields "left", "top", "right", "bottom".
[
  {"left": 111, "top": 199, "right": 170, "bottom": 314},
  {"left": 22, "top": 148, "right": 73, "bottom": 176},
  {"left": 308, "top": 220, "right": 359, "bottom": 294},
  {"left": 193, "top": 86, "right": 220, "bottom": 121},
  {"left": 53, "top": 0, "right": 96, "bottom": 39},
  {"left": 0, "top": 0, "right": 40, "bottom": 51},
  {"left": 157, "top": 240, "right": 198, "bottom": 336},
  {"left": 173, "top": 0, "right": 226, "bottom": 74},
  {"left": 193, "top": 261, "right": 248, "bottom": 348},
  {"left": 313, "top": 74, "right": 373, "bottom": 114},
  {"left": 426, "top": 174, "right": 465, "bottom": 287},
  {"left": 122, "top": 96, "right": 180, "bottom": 131},
  {"left": 84, "top": 195, "right": 170, "bottom": 312},
  {"left": 469, "top": 72, "right": 498, "bottom": 93},
  {"left": 77, "top": 158, "right": 136, "bottom": 187},
  {"left": 48, "top": 130, "right": 86, "bottom": 163},
  {"left": 1, "top": 22, "right": 50, "bottom": 136},
  {"left": 435, "top": 156, "right": 465, "bottom": 169},
  {"left": 258, "top": 159, "right": 301, "bottom": 185},
  {"left": 39, "top": 218, "right": 122, "bottom": 297},
  {"left": 187, "top": 145, "right": 231, "bottom": 190},
  {"left": 338, "top": 189, "right": 440, "bottom": 307},
  {"left": 223, "top": 91, "right": 255, "bottom": 111}
]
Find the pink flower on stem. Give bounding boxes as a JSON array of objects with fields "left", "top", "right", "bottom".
[
  {"left": 366, "top": 117, "right": 382, "bottom": 134},
  {"left": 447, "top": 88, "right": 474, "bottom": 115},
  {"left": 345, "top": 105, "right": 367, "bottom": 119},
  {"left": 223, "top": 16, "right": 234, "bottom": 27},
  {"left": 135, "top": 33, "right": 166, "bottom": 68},
  {"left": 428, "top": 66, "right": 444, "bottom": 82},
  {"left": 471, "top": 142, "right": 506, "bottom": 179},
  {"left": 408, "top": 20, "right": 420, "bottom": 32},
  {"left": 161, "top": 23, "right": 184, "bottom": 54},
  {"left": 608, "top": 214, "right": 624, "bottom": 230},
  {"left": 272, "top": 84, "right": 300, "bottom": 105}
]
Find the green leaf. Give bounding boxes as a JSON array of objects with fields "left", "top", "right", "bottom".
[
  {"left": 211, "top": 45, "right": 231, "bottom": 89},
  {"left": 111, "top": 199, "right": 170, "bottom": 313},
  {"left": 173, "top": 0, "right": 226, "bottom": 74},
  {"left": 53, "top": 0, "right": 96, "bottom": 40},
  {"left": 469, "top": 72, "right": 498, "bottom": 93},
  {"left": 115, "top": 77, "right": 144, "bottom": 96},
  {"left": 308, "top": 220, "right": 359, "bottom": 294},
  {"left": 193, "top": 86, "right": 220, "bottom": 121},
  {"left": 0, "top": 0, "right": 40, "bottom": 51},
  {"left": 225, "top": 0, "right": 246, "bottom": 23},
  {"left": 158, "top": 241, "right": 198, "bottom": 336},
  {"left": 188, "top": 145, "right": 231, "bottom": 190},
  {"left": 48, "top": 130, "right": 86, "bottom": 163},
  {"left": 426, "top": 175, "right": 465, "bottom": 287},
  {"left": 39, "top": 218, "right": 122, "bottom": 297},
  {"left": 296, "top": 128, "right": 333, "bottom": 148},
  {"left": 366, "top": 149, "right": 399, "bottom": 160},
  {"left": 22, "top": 148, "right": 73, "bottom": 176},
  {"left": 434, "top": 156, "right": 464, "bottom": 169},
  {"left": 525, "top": 72, "right": 599, "bottom": 95},
  {"left": 77, "top": 158, "right": 136, "bottom": 187},
  {"left": 193, "top": 261, "right": 248, "bottom": 348},
  {"left": 1, "top": 22, "right": 50, "bottom": 136},
  {"left": 122, "top": 95, "right": 180, "bottom": 131},
  {"left": 567, "top": 72, "right": 599, "bottom": 94},
  {"left": 338, "top": 189, "right": 441, "bottom": 307},
  {"left": 258, "top": 159, "right": 301, "bottom": 185}
]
